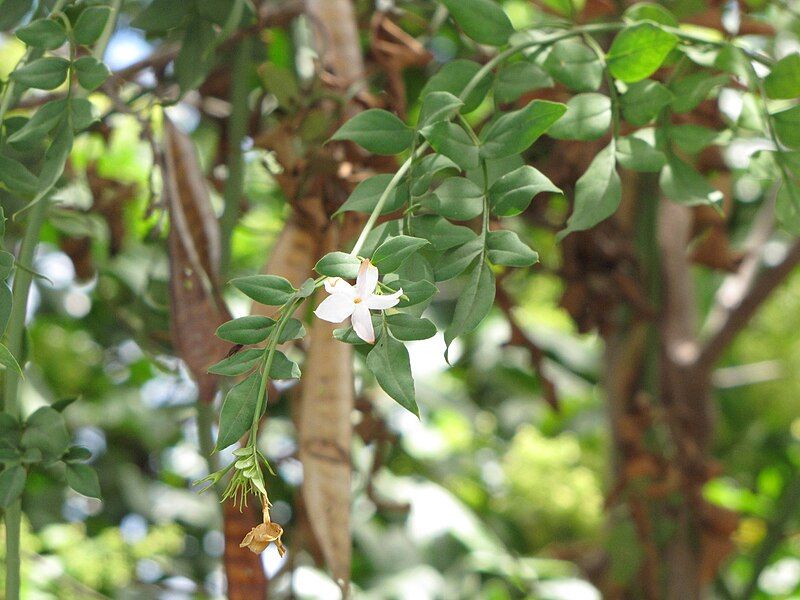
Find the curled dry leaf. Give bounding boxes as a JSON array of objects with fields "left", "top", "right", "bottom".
[
  {"left": 163, "top": 118, "right": 232, "bottom": 405},
  {"left": 298, "top": 314, "right": 354, "bottom": 588}
]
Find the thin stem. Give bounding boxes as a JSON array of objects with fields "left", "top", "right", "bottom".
[
  {"left": 584, "top": 34, "right": 620, "bottom": 139},
  {"left": 349, "top": 144, "right": 428, "bottom": 256},
  {"left": 220, "top": 36, "right": 252, "bottom": 275},
  {"left": 248, "top": 300, "right": 301, "bottom": 444},
  {"left": 3, "top": 197, "right": 48, "bottom": 600},
  {"left": 92, "top": 0, "right": 122, "bottom": 61}
]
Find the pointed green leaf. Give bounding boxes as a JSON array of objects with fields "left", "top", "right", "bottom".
[
  {"left": 366, "top": 333, "right": 418, "bottom": 416},
  {"left": 216, "top": 316, "right": 275, "bottom": 344},
  {"left": 480, "top": 100, "right": 567, "bottom": 158},
  {"left": 559, "top": 142, "right": 620, "bottom": 237},
  {"left": 331, "top": 109, "right": 414, "bottom": 155},
  {"left": 215, "top": 373, "right": 261, "bottom": 450},
  {"left": 441, "top": 0, "right": 514, "bottom": 46},
  {"left": 606, "top": 23, "right": 678, "bottom": 83},
  {"left": 489, "top": 165, "right": 561, "bottom": 216}
]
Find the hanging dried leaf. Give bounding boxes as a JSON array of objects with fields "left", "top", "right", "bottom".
[
  {"left": 298, "top": 313, "right": 354, "bottom": 590},
  {"left": 163, "top": 117, "right": 231, "bottom": 404}
]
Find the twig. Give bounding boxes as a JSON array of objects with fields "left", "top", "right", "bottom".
[
  {"left": 495, "top": 284, "right": 559, "bottom": 409},
  {"left": 698, "top": 238, "right": 800, "bottom": 370}
]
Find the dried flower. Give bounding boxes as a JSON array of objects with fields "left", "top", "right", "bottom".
[{"left": 240, "top": 505, "right": 286, "bottom": 556}]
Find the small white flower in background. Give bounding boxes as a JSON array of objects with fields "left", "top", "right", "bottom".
[{"left": 314, "top": 259, "right": 402, "bottom": 344}]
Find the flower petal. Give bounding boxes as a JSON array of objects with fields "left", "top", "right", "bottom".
[
  {"left": 314, "top": 294, "right": 355, "bottom": 323},
  {"left": 325, "top": 277, "right": 356, "bottom": 299},
  {"left": 364, "top": 288, "right": 402, "bottom": 310},
  {"left": 351, "top": 304, "right": 376, "bottom": 344},
  {"left": 356, "top": 259, "right": 379, "bottom": 298}
]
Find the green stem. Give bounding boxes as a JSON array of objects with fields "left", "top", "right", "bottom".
[
  {"left": 92, "top": 0, "right": 122, "bottom": 61},
  {"left": 583, "top": 34, "right": 620, "bottom": 139},
  {"left": 220, "top": 36, "right": 252, "bottom": 275},
  {"left": 3, "top": 196, "right": 48, "bottom": 600},
  {"left": 248, "top": 301, "right": 301, "bottom": 444}
]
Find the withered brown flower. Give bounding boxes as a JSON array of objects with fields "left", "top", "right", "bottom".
[{"left": 240, "top": 505, "right": 286, "bottom": 556}]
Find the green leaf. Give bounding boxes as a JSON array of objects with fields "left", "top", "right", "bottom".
[
  {"left": 175, "top": 17, "right": 216, "bottom": 92},
  {"left": 615, "top": 135, "right": 665, "bottom": 172},
  {"left": 331, "top": 109, "right": 414, "bottom": 155},
  {"left": 489, "top": 165, "right": 561, "bottom": 216},
  {"left": 7, "top": 99, "right": 68, "bottom": 145},
  {"left": 434, "top": 237, "right": 484, "bottom": 281},
  {"left": 132, "top": 0, "right": 189, "bottom": 32},
  {"left": 480, "top": 100, "right": 567, "bottom": 159},
  {"left": 412, "top": 215, "right": 476, "bottom": 250},
  {"left": 269, "top": 350, "right": 301, "bottom": 379},
  {"left": 548, "top": 93, "right": 611, "bottom": 140},
  {"left": 372, "top": 235, "right": 429, "bottom": 273},
  {"left": 444, "top": 259, "right": 496, "bottom": 350},
  {"left": 670, "top": 73, "right": 728, "bottom": 113},
  {"left": 276, "top": 318, "right": 306, "bottom": 343},
  {"left": 765, "top": 54, "right": 800, "bottom": 100},
  {"left": 385, "top": 279, "right": 438, "bottom": 308},
  {"left": 0, "top": 285, "right": 10, "bottom": 335},
  {"left": 486, "top": 230, "right": 539, "bottom": 267},
  {"left": 559, "top": 142, "right": 620, "bottom": 238},
  {"left": 21, "top": 407, "right": 70, "bottom": 460},
  {"left": 366, "top": 333, "right": 418, "bottom": 416},
  {"left": 74, "top": 56, "right": 110, "bottom": 92},
  {"left": 0, "top": 413, "right": 20, "bottom": 452},
  {"left": 606, "top": 23, "right": 678, "bottom": 83},
  {"left": 208, "top": 348, "right": 262, "bottom": 376},
  {"left": 216, "top": 316, "right": 275, "bottom": 344},
  {"left": 777, "top": 178, "right": 800, "bottom": 234},
  {"left": 296, "top": 278, "right": 316, "bottom": 299},
  {"left": 421, "top": 122, "right": 479, "bottom": 170},
  {"left": 670, "top": 124, "right": 722, "bottom": 154},
  {"left": 315, "top": 252, "right": 361, "bottom": 278},
  {"left": 494, "top": 61, "right": 554, "bottom": 104},
  {"left": 65, "top": 463, "right": 100, "bottom": 498},
  {"left": 0, "top": 252, "right": 12, "bottom": 279},
  {"left": 426, "top": 177, "right": 484, "bottom": 220},
  {"left": 70, "top": 98, "right": 96, "bottom": 131},
  {"left": 410, "top": 153, "right": 459, "bottom": 196},
  {"left": 215, "top": 373, "right": 261, "bottom": 450},
  {"left": 11, "top": 57, "right": 69, "bottom": 90},
  {"left": 544, "top": 40, "right": 603, "bottom": 92},
  {"left": 441, "top": 0, "right": 514, "bottom": 46},
  {"left": 63, "top": 446, "right": 92, "bottom": 463},
  {"left": 0, "top": 466, "right": 26, "bottom": 508},
  {"left": 418, "top": 91, "right": 463, "bottom": 127},
  {"left": 620, "top": 79, "right": 673, "bottom": 125},
  {"left": 659, "top": 156, "right": 723, "bottom": 206},
  {"left": 334, "top": 174, "right": 409, "bottom": 216},
  {"left": 386, "top": 313, "right": 436, "bottom": 341},
  {"left": 420, "top": 59, "right": 493, "bottom": 113},
  {"left": 0, "top": 0, "right": 33, "bottom": 30},
  {"left": 0, "top": 343, "right": 22, "bottom": 375},
  {"left": 73, "top": 6, "right": 110, "bottom": 46},
  {"left": 231, "top": 275, "right": 296, "bottom": 306},
  {"left": 16, "top": 19, "right": 67, "bottom": 49},
  {"left": 0, "top": 155, "right": 38, "bottom": 197},
  {"left": 259, "top": 63, "right": 301, "bottom": 108},
  {"left": 624, "top": 2, "right": 678, "bottom": 26},
  {"left": 38, "top": 121, "right": 73, "bottom": 190},
  {"left": 773, "top": 105, "right": 800, "bottom": 149},
  {"left": 51, "top": 397, "right": 77, "bottom": 412}
]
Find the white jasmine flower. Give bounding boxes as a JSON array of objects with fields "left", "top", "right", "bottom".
[{"left": 314, "top": 259, "right": 402, "bottom": 343}]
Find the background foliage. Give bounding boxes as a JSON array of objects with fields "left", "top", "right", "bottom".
[{"left": 2, "top": 0, "right": 800, "bottom": 599}]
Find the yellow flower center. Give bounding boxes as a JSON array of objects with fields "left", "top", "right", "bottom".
[{"left": 353, "top": 297, "right": 362, "bottom": 304}]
